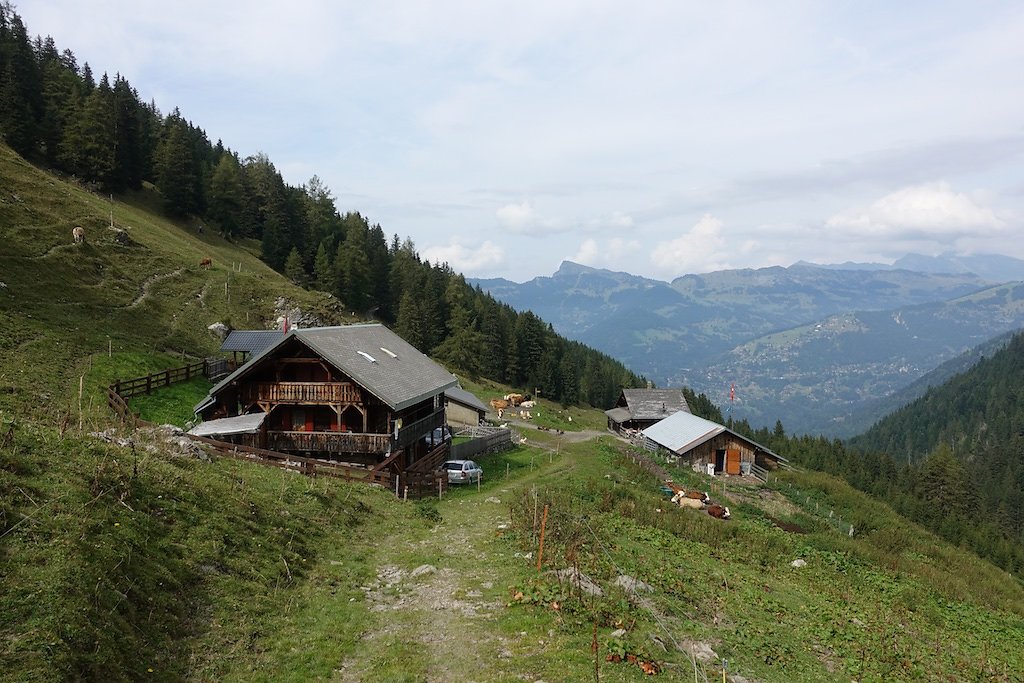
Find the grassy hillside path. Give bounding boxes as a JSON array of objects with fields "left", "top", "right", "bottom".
[{"left": 333, "top": 448, "right": 581, "bottom": 683}]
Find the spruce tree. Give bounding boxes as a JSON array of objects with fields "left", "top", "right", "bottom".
[
  {"left": 313, "top": 241, "right": 333, "bottom": 292},
  {"left": 284, "top": 247, "right": 307, "bottom": 285},
  {"left": 154, "top": 113, "right": 198, "bottom": 215},
  {"left": 207, "top": 153, "right": 244, "bottom": 236}
]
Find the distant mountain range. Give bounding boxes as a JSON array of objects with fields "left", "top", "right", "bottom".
[
  {"left": 801, "top": 252, "right": 1024, "bottom": 281},
  {"left": 470, "top": 254, "right": 1024, "bottom": 435}
]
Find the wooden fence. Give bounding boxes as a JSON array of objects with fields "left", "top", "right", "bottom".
[
  {"left": 450, "top": 428, "right": 514, "bottom": 461},
  {"left": 110, "top": 358, "right": 228, "bottom": 400}
]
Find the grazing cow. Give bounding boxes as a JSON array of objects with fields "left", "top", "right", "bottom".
[
  {"left": 489, "top": 399, "right": 509, "bottom": 410},
  {"left": 199, "top": 257, "right": 212, "bottom": 269},
  {"left": 72, "top": 226, "right": 85, "bottom": 244},
  {"left": 671, "top": 491, "right": 705, "bottom": 510},
  {"left": 707, "top": 504, "right": 731, "bottom": 520},
  {"left": 504, "top": 393, "right": 524, "bottom": 406}
]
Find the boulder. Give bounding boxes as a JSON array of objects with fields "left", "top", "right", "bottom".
[{"left": 207, "top": 322, "right": 230, "bottom": 339}]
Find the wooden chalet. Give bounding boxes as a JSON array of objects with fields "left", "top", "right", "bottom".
[
  {"left": 641, "top": 411, "right": 787, "bottom": 475},
  {"left": 191, "top": 324, "right": 457, "bottom": 473},
  {"left": 605, "top": 388, "right": 691, "bottom": 433}
]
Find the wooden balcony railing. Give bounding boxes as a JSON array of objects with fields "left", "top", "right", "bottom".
[
  {"left": 267, "top": 430, "right": 391, "bottom": 454},
  {"left": 395, "top": 408, "right": 445, "bottom": 450},
  {"left": 242, "top": 381, "right": 362, "bottom": 405}
]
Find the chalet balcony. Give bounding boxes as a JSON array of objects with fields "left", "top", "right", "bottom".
[
  {"left": 267, "top": 430, "right": 391, "bottom": 454},
  {"left": 242, "top": 381, "right": 362, "bottom": 405}
]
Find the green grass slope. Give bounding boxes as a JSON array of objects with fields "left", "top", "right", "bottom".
[
  {"left": 0, "top": 143, "right": 351, "bottom": 423},
  {"left": 3, "top": 145, "right": 1024, "bottom": 681},
  {"left": 5, "top": 419, "right": 1022, "bottom": 682}
]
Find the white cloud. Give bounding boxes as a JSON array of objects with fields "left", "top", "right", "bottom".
[
  {"left": 649, "top": 214, "right": 732, "bottom": 277},
  {"left": 421, "top": 240, "right": 505, "bottom": 276},
  {"left": 571, "top": 238, "right": 600, "bottom": 265},
  {"left": 826, "top": 182, "right": 1005, "bottom": 238},
  {"left": 569, "top": 237, "right": 641, "bottom": 270},
  {"left": 589, "top": 211, "right": 634, "bottom": 230},
  {"left": 495, "top": 202, "right": 636, "bottom": 237},
  {"left": 495, "top": 202, "right": 546, "bottom": 233}
]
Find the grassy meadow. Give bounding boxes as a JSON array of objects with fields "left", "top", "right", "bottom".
[{"left": 3, "top": 145, "right": 1024, "bottom": 681}]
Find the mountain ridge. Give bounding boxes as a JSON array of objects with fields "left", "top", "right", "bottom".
[{"left": 470, "top": 259, "right": 1024, "bottom": 434}]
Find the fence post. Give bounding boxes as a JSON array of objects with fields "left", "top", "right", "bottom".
[{"left": 146, "top": 373, "right": 152, "bottom": 394}]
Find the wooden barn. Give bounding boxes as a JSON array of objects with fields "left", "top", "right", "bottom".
[
  {"left": 191, "top": 324, "right": 457, "bottom": 472},
  {"left": 444, "top": 386, "right": 488, "bottom": 427},
  {"left": 641, "top": 410, "right": 787, "bottom": 475},
  {"left": 605, "top": 388, "right": 691, "bottom": 434}
]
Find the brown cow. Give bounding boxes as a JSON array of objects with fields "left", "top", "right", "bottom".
[
  {"left": 199, "top": 257, "right": 212, "bottom": 269},
  {"left": 707, "top": 504, "right": 731, "bottom": 520},
  {"left": 683, "top": 490, "right": 710, "bottom": 504}
]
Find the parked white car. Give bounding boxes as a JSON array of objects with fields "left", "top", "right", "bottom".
[{"left": 443, "top": 459, "right": 483, "bottom": 484}]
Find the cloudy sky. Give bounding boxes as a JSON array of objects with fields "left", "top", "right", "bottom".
[{"left": 18, "top": 1, "right": 1024, "bottom": 281}]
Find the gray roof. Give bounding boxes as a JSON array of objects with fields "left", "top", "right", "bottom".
[
  {"left": 220, "top": 330, "right": 283, "bottom": 354},
  {"left": 189, "top": 412, "right": 267, "bottom": 437},
  {"left": 642, "top": 411, "right": 785, "bottom": 461},
  {"left": 621, "top": 388, "right": 691, "bottom": 420},
  {"left": 445, "top": 386, "right": 488, "bottom": 413},
  {"left": 642, "top": 411, "right": 724, "bottom": 453},
  {"left": 204, "top": 324, "right": 458, "bottom": 412},
  {"left": 604, "top": 407, "right": 632, "bottom": 423}
]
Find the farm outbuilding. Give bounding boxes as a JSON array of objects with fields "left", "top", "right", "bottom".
[
  {"left": 641, "top": 410, "right": 787, "bottom": 475},
  {"left": 219, "top": 329, "right": 283, "bottom": 366},
  {"left": 605, "top": 388, "right": 691, "bottom": 434},
  {"left": 444, "top": 386, "right": 488, "bottom": 426}
]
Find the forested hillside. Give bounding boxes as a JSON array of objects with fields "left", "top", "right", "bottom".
[
  {"left": 849, "top": 332, "right": 1024, "bottom": 536},
  {"left": 0, "top": 4, "right": 644, "bottom": 408},
  {"left": 713, "top": 333, "right": 1024, "bottom": 575}
]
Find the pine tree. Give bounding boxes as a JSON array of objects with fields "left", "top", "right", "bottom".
[
  {"left": 58, "top": 74, "right": 115, "bottom": 186},
  {"left": 154, "top": 112, "right": 198, "bottom": 215},
  {"left": 313, "top": 241, "right": 333, "bottom": 292},
  {"left": 396, "top": 288, "right": 426, "bottom": 350},
  {"left": 207, "top": 153, "right": 244, "bottom": 236},
  {"left": 432, "top": 278, "right": 485, "bottom": 377},
  {"left": 0, "top": 9, "right": 40, "bottom": 155},
  {"left": 0, "top": 59, "right": 33, "bottom": 153},
  {"left": 108, "top": 74, "right": 146, "bottom": 190},
  {"left": 336, "top": 226, "right": 371, "bottom": 313},
  {"left": 284, "top": 247, "right": 307, "bottom": 285}
]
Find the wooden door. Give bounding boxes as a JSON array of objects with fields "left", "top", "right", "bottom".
[{"left": 726, "top": 448, "right": 741, "bottom": 475}]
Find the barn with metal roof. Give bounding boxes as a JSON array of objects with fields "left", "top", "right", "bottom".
[{"left": 642, "top": 410, "right": 787, "bottom": 477}]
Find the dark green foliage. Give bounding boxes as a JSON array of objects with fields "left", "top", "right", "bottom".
[
  {"left": 207, "top": 153, "right": 244, "bottom": 236},
  {"left": 284, "top": 247, "right": 307, "bottom": 285},
  {"left": 154, "top": 111, "right": 200, "bottom": 215},
  {"left": 312, "top": 240, "right": 333, "bottom": 291}
]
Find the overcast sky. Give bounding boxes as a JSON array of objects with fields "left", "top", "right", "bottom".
[{"left": 18, "top": 1, "right": 1024, "bottom": 281}]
